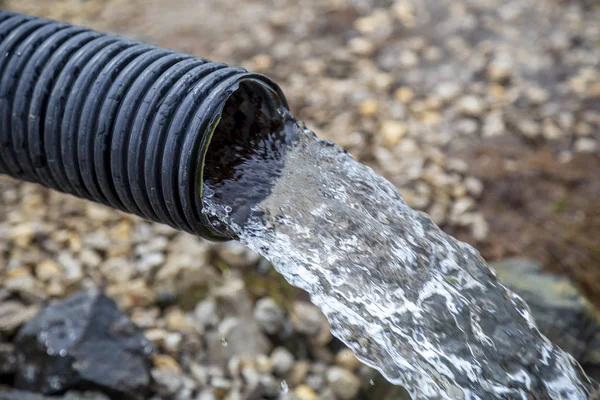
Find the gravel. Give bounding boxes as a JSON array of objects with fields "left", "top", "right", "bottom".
[{"left": 1, "top": 0, "right": 600, "bottom": 399}]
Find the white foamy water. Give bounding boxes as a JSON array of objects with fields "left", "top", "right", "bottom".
[{"left": 204, "top": 119, "right": 597, "bottom": 399}]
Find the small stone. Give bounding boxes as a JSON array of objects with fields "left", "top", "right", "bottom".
[
  {"left": 79, "top": 249, "right": 102, "bottom": 269},
  {"left": 394, "top": 87, "right": 415, "bottom": 104},
  {"left": 164, "top": 308, "right": 195, "bottom": 334},
  {"left": 472, "top": 214, "right": 489, "bottom": 241},
  {"left": 8, "top": 223, "right": 36, "bottom": 248},
  {"left": 290, "top": 302, "right": 329, "bottom": 337},
  {"left": 0, "top": 301, "right": 39, "bottom": 334},
  {"left": 58, "top": 252, "right": 83, "bottom": 283},
  {"left": 193, "top": 298, "right": 219, "bottom": 333},
  {"left": 46, "top": 281, "right": 65, "bottom": 297},
  {"left": 255, "top": 354, "right": 273, "bottom": 374},
  {"left": 435, "top": 82, "right": 462, "bottom": 103},
  {"left": 271, "top": 347, "right": 295, "bottom": 376},
  {"left": 326, "top": 367, "right": 361, "bottom": 400},
  {"left": 518, "top": 120, "right": 541, "bottom": 138},
  {"left": 487, "top": 56, "right": 513, "bottom": 83},
  {"left": 526, "top": 87, "right": 550, "bottom": 105},
  {"left": 455, "top": 119, "right": 479, "bottom": 135},
  {"left": 483, "top": 111, "right": 505, "bottom": 137},
  {"left": 288, "top": 361, "right": 311, "bottom": 387},
  {"left": 35, "top": 260, "right": 62, "bottom": 282},
  {"left": 217, "top": 242, "right": 260, "bottom": 269},
  {"left": 136, "top": 252, "right": 165, "bottom": 274},
  {"left": 206, "top": 317, "right": 272, "bottom": 367},
  {"left": 574, "top": 138, "right": 597, "bottom": 153},
  {"left": 250, "top": 54, "right": 273, "bottom": 72},
  {"left": 380, "top": 120, "right": 407, "bottom": 147},
  {"left": 464, "top": 177, "right": 484, "bottom": 197},
  {"left": 347, "top": 37, "right": 376, "bottom": 56},
  {"left": 254, "top": 297, "right": 285, "bottom": 335},
  {"left": 3, "top": 269, "right": 46, "bottom": 303},
  {"left": 294, "top": 384, "right": 318, "bottom": 400},
  {"left": 106, "top": 279, "right": 156, "bottom": 310},
  {"left": 457, "top": 95, "right": 485, "bottom": 117},
  {"left": 152, "top": 354, "right": 182, "bottom": 374},
  {"left": 543, "top": 121, "right": 563, "bottom": 140},
  {"left": 358, "top": 99, "right": 379, "bottom": 117},
  {"left": 163, "top": 332, "right": 183, "bottom": 354},
  {"left": 335, "top": 349, "right": 362, "bottom": 371},
  {"left": 399, "top": 50, "right": 419, "bottom": 67},
  {"left": 145, "top": 328, "right": 168, "bottom": 346},
  {"left": 100, "top": 258, "right": 134, "bottom": 283},
  {"left": 151, "top": 367, "right": 183, "bottom": 394}
]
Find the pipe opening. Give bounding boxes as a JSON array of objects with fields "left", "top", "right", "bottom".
[{"left": 203, "top": 80, "right": 295, "bottom": 236}]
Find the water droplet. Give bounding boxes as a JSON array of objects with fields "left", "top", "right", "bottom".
[
  {"left": 46, "top": 348, "right": 55, "bottom": 356},
  {"left": 204, "top": 187, "right": 215, "bottom": 198},
  {"left": 280, "top": 380, "right": 289, "bottom": 393},
  {"left": 220, "top": 337, "right": 228, "bottom": 347},
  {"left": 59, "top": 349, "right": 67, "bottom": 357},
  {"left": 224, "top": 205, "right": 232, "bottom": 213}
]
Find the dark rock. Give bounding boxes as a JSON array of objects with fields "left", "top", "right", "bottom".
[
  {"left": 491, "top": 258, "right": 600, "bottom": 367},
  {"left": 0, "top": 390, "right": 110, "bottom": 400},
  {"left": 13, "top": 289, "right": 153, "bottom": 399},
  {"left": 0, "top": 343, "right": 16, "bottom": 381}
]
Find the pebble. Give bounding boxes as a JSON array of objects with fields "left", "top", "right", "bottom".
[
  {"left": 35, "top": 260, "right": 62, "bottom": 282},
  {"left": 435, "top": 82, "right": 462, "bottom": 103},
  {"left": 335, "top": 349, "right": 362, "bottom": 371},
  {"left": 574, "top": 138, "right": 597, "bottom": 153},
  {"left": 271, "top": 347, "right": 295, "bottom": 376},
  {"left": 457, "top": 95, "right": 485, "bottom": 117},
  {"left": 380, "top": 120, "right": 407, "bottom": 147},
  {"left": 294, "top": 385, "right": 318, "bottom": 400},
  {"left": 395, "top": 87, "right": 415, "bottom": 104},
  {"left": 287, "top": 361, "right": 311, "bottom": 387},
  {"left": 254, "top": 297, "right": 285, "bottom": 335},
  {"left": 0, "top": 301, "right": 39, "bottom": 334},
  {"left": 290, "top": 302, "right": 329, "bottom": 337},
  {"left": 347, "top": 37, "right": 376, "bottom": 57},
  {"left": 165, "top": 307, "right": 196, "bottom": 334},
  {"left": 358, "top": 99, "right": 379, "bottom": 117},
  {"left": 518, "top": 120, "right": 541, "bottom": 138},
  {"left": 326, "top": 367, "right": 362, "bottom": 400}
]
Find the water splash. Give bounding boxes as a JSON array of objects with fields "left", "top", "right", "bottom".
[{"left": 204, "top": 117, "right": 597, "bottom": 399}]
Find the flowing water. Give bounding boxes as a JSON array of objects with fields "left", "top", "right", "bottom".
[{"left": 203, "top": 111, "right": 597, "bottom": 399}]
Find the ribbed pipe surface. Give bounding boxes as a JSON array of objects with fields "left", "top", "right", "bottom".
[{"left": 0, "top": 11, "right": 288, "bottom": 239}]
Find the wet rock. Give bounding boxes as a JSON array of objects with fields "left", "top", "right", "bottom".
[
  {"left": 0, "top": 343, "right": 17, "bottom": 378},
  {"left": 13, "top": 289, "right": 152, "bottom": 399},
  {"left": 254, "top": 297, "right": 285, "bottom": 335},
  {"left": 326, "top": 367, "right": 361, "bottom": 400},
  {"left": 491, "top": 258, "right": 600, "bottom": 366}
]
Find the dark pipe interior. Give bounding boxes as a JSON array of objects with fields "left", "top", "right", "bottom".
[{"left": 203, "top": 81, "right": 296, "bottom": 231}]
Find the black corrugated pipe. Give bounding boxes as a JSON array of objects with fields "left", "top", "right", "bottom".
[{"left": 0, "top": 10, "right": 290, "bottom": 240}]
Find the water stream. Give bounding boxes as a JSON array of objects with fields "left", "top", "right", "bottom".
[{"left": 203, "top": 111, "right": 597, "bottom": 399}]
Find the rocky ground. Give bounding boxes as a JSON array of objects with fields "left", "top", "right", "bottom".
[{"left": 0, "top": 0, "right": 599, "bottom": 399}]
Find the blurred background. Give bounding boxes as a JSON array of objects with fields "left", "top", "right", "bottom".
[{"left": 0, "top": 0, "right": 599, "bottom": 399}]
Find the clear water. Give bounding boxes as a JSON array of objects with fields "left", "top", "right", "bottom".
[{"left": 203, "top": 114, "right": 597, "bottom": 399}]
